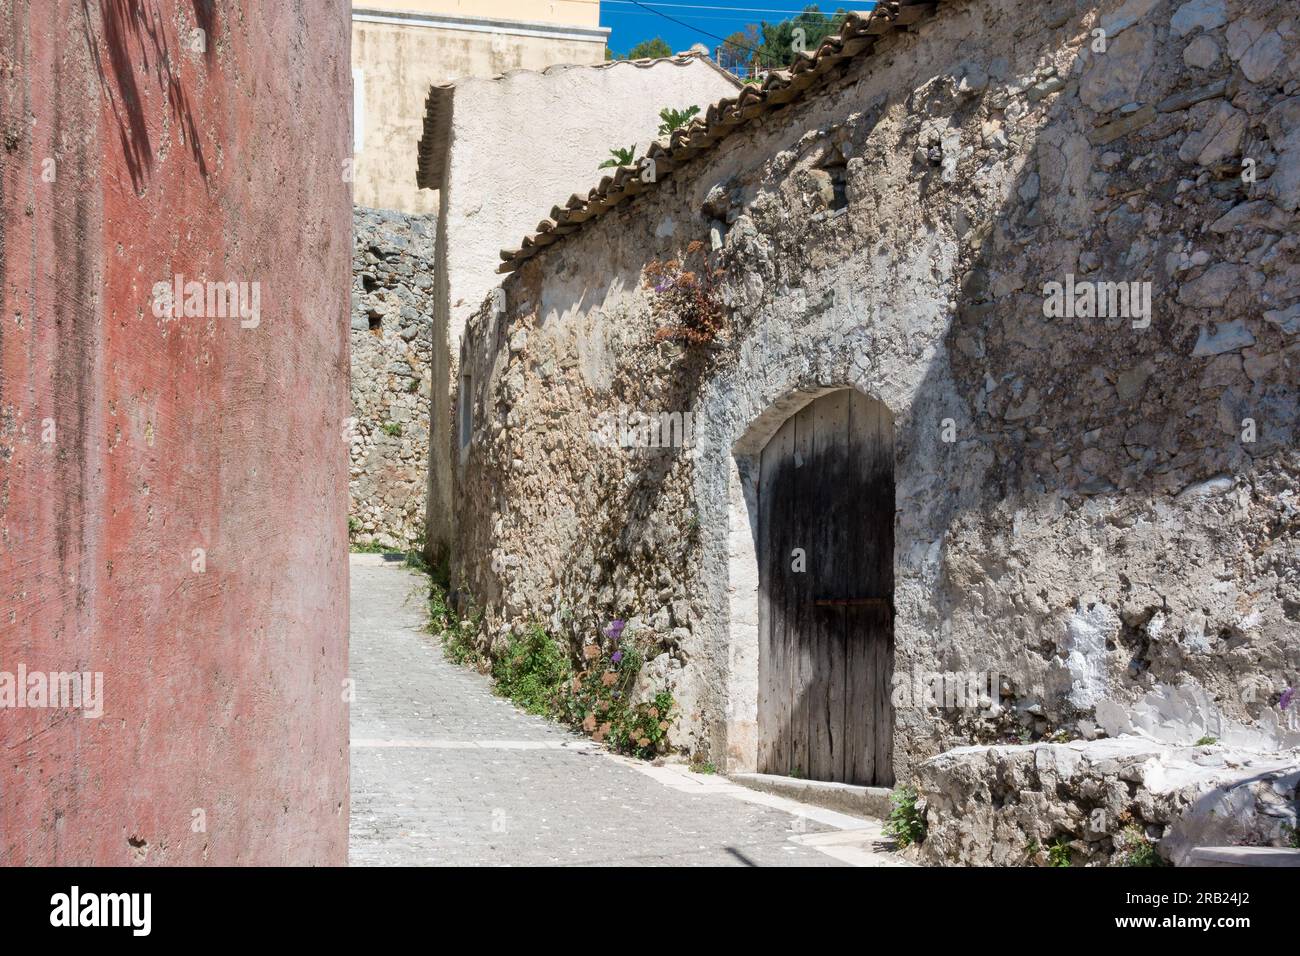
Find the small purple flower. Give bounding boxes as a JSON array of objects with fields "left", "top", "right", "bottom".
[
  {"left": 611, "top": 650, "right": 624, "bottom": 665},
  {"left": 1281, "top": 687, "right": 1295, "bottom": 711},
  {"left": 604, "top": 619, "right": 626, "bottom": 642},
  {"left": 654, "top": 279, "right": 673, "bottom": 293}
]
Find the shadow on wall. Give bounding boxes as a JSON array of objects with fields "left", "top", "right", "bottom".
[
  {"left": 898, "top": 29, "right": 1298, "bottom": 724},
  {"left": 81, "top": 0, "right": 210, "bottom": 190},
  {"left": 719, "top": 16, "right": 1299, "bottom": 767},
  {"left": 462, "top": 0, "right": 1299, "bottom": 770},
  {"left": 464, "top": 257, "right": 718, "bottom": 622}
]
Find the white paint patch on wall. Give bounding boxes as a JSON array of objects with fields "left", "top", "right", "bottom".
[{"left": 1062, "top": 603, "right": 1118, "bottom": 708}]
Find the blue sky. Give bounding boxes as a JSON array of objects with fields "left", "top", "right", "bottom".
[{"left": 600, "top": 1, "right": 875, "bottom": 57}]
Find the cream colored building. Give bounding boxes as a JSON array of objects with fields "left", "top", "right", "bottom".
[{"left": 352, "top": 1, "right": 609, "bottom": 212}]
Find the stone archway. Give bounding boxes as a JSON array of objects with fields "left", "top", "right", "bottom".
[
  {"left": 756, "top": 388, "right": 895, "bottom": 784},
  {"left": 724, "top": 386, "right": 896, "bottom": 785}
]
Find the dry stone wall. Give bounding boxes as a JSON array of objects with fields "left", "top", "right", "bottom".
[
  {"left": 453, "top": 0, "right": 1300, "bottom": 789},
  {"left": 916, "top": 737, "right": 1299, "bottom": 866},
  {"left": 349, "top": 207, "right": 435, "bottom": 550}
]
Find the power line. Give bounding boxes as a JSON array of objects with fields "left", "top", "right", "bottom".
[
  {"left": 622, "top": 0, "right": 773, "bottom": 63},
  {"left": 619, "top": 0, "right": 856, "bottom": 65},
  {"left": 606, "top": 0, "right": 867, "bottom": 13},
  {"left": 614, "top": 9, "right": 840, "bottom": 23}
]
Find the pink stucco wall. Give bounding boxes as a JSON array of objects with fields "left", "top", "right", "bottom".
[{"left": 0, "top": 0, "right": 351, "bottom": 865}]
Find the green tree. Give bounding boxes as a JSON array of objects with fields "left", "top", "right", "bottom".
[
  {"left": 718, "top": 25, "right": 761, "bottom": 75},
  {"left": 625, "top": 37, "right": 672, "bottom": 60},
  {"left": 756, "top": 6, "right": 849, "bottom": 69}
]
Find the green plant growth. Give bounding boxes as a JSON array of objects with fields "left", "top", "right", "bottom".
[
  {"left": 883, "top": 785, "right": 927, "bottom": 848},
  {"left": 754, "top": 6, "right": 851, "bottom": 68},
  {"left": 605, "top": 691, "right": 674, "bottom": 759},
  {"left": 657, "top": 105, "right": 700, "bottom": 136},
  {"left": 426, "top": 576, "right": 485, "bottom": 668},
  {"left": 1195, "top": 735, "right": 1218, "bottom": 746},
  {"left": 1115, "top": 823, "right": 1166, "bottom": 867},
  {"left": 350, "top": 540, "right": 396, "bottom": 554},
  {"left": 717, "top": 25, "right": 761, "bottom": 75},
  {"left": 599, "top": 145, "right": 637, "bottom": 170},
  {"left": 1048, "top": 837, "right": 1073, "bottom": 867},
  {"left": 381, "top": 422, "right": 402, "bottom": 437},
  {"left": 426, "top": 604, "right": 680, "bottom": 761},
  {"left": 1282, "top": 824, "right": 1300, "bottom": 849},
  {"left": 492, "top": 625, "right": 574, "bottom": 719}
]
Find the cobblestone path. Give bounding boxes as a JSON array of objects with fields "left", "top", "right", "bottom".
[{"left": 348, "top": 555, "right": 901, "bottom": 867}]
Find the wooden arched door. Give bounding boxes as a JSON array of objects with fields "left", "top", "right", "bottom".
[{"left": 756, "top": 389, "right": 894, "bottom": 785}]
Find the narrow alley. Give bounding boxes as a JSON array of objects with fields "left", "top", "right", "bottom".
[{"left": 347, "top": 555, "right": 901, "bottom": 867}]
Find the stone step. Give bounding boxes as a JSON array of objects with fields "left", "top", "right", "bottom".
[
  {"left": 727, "top": 772, "right": 892, "bottom": 818},
  {"left": 1186, "top": 847, "right": 1300, "bottom": 867}
]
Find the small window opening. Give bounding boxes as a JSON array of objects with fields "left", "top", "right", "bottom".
[
  {"left": 828, "top": 167, "right": 848, "bottom": 211},
  {"left": 820, "top": 147, "right": 849, "bottom": 212}
]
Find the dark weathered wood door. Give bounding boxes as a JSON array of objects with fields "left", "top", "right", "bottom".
[{"left": 757, "top": 389, "right": 894, "bottom": 785}]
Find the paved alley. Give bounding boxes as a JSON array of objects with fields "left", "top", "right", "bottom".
[{"left": 347, "top": 555, "right": 902, "bottom": 867}]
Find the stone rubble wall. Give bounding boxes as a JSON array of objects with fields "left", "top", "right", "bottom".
[
  {"left": 916, "top": 738, "right": 1299, "bottom": 865},
  {"left": 454, "top": 0, "right": 1300, "bottom": 783},
  {"left": 349, "top": 207, "right": 435, "bottom": 551}
]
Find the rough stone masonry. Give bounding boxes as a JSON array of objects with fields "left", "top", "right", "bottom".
[
  {"left": 350, "top": 207, "right": 435, "bottom": 551},
  {"left": 445, "top": 0, "right": 1300, "bottom": 864}
]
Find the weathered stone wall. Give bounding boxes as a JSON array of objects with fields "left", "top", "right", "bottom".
[
  {"left": 421, "top": 56, "right": 743, "bottom": 562},
  {"left": 350, "top": 207, "right": 435, "bottom": 551},
  {"left": 455, "top": 0, "right": 1300, "bottom": 784},
  {"left": 916, "top": 737, "right": 1299, "bottom": 865}
]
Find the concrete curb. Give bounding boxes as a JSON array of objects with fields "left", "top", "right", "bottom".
[
  {"left": 727, "top": 773, "right": 893, "bottom": 819},
  {"left": 349, "top": 552, "right": 411, "bottom": 567}
]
